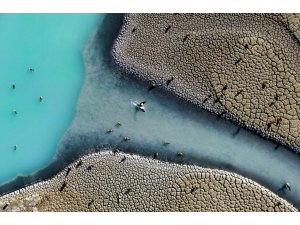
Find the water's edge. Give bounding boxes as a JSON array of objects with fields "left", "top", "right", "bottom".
[
  {"left": 1, "top": 14, "right": 300, "bottom": 211},
  {"left": 0, "top": 14, "right": 124, "bottom": 197}
]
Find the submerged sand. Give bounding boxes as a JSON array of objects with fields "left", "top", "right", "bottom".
[{"left": 0, "top": 151, "right": 296, "bottom": 212}]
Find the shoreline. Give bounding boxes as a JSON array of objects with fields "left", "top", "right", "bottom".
[
  {"left": 0, "top": 13, "right": 126, "bottom": 198},
  {"left": 0, "top": 150, "right": 296, "bottom": 212},
  {"left": 112, "top": 13, "right": 300, "bottom": 154},
  {"left": 2, "top": 13, "right": 300, "bottom": 211}
]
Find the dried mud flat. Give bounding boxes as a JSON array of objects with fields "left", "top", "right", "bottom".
[
  {"left": 0, "top": 151, "right": 296, "bottom": 212},
  {"left": 1, "top": 14, "right": 299, "bottom": 212},
  {"left": 112, "top": 13, "right": 300, "bottom": 153}
]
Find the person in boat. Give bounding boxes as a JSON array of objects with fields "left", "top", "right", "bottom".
[{"left": 137, "top": 101, "right": 146, "bottom": 112}]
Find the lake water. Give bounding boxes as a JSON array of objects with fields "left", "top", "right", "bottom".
[
  {"left": 0, "top": 14, "right": 103, "bottom": 184},
  {"left": 58, "top": 14, "right": 300, "bottom": 208},
  {"left": 1, "top": 14, "right": 300, "bottom": 209}
]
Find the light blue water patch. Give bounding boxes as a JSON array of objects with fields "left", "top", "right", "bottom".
[
  {"left": 0, "top": 14, "right": 103, "bottom": 184},
  {"left": 1, "top": 14, "right": 300, "bottom": 209},
  {"left": 57, "top": 14, "right": 300, "bottom": 208}
]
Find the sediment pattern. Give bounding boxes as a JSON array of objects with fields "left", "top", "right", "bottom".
[
  {"left": 0, "top": 151, "right": 296, "bottom": 212},
  {"left": 112, "top": 13, "right": 300, "bottom": 152}
]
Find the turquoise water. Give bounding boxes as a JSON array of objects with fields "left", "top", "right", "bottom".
[
  {"left": 58, "top": 14, "right": 300, "bottom": 208},
  {"left": 0, "top": 14, "right": 102, "bottom": 184},
  {"left": 1, "top": 14, "right": 300, "bottom": 209}
]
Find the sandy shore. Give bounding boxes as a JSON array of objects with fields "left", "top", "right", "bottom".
[
  {"left": 0, "top": 150, "right": 296, "bottom": 212},
  {"left": 112, "top": 14, "right": 300, "bottom": 153}
]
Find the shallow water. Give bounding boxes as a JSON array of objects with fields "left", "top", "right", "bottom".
[
  {"left": 58, "top": 14, "right": 300, "bottom": 208},
  {"left": 1, "top": 14, "right": 300, "bottom": 209},
  {"left": 0, "top": 14, "right": 102, "bottom": 184}
]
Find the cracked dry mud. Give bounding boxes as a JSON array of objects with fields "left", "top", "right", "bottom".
[
  {"left": 0, "top": 151, "right": 296, "bottom": 212},
  {"left": 112, "top": 13, "right": 300, "bottom": 153}
]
